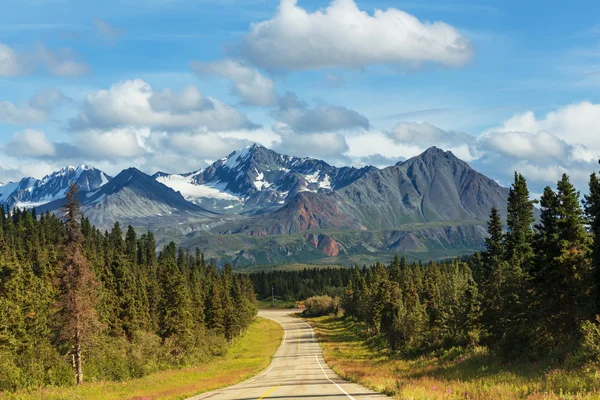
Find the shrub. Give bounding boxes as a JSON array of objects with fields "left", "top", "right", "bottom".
[{"left": 303, "top": 295, "right": 339, "bottom": 317}]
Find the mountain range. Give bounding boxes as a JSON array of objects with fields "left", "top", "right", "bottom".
[{"left": 0, "top": 145, "right": 509, "bottom": 266}]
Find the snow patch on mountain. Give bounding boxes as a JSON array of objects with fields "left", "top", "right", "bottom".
[{"left": 156, "top": 174, "right": 240, "bottom": 201}]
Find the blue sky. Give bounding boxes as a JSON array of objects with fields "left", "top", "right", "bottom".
[{"left": 1, "top": 0, "right": 600, "bottom": 195}]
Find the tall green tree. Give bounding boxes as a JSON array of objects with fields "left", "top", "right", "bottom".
[
  {"left": 505, "top": 173, "right": 535, "bottom": 270},
  {"left": 584, "top": 165, "right": 600, "bottom": 315}
]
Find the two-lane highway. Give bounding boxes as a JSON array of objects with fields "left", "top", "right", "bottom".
[{"left": 188, "top": 310, "right": 390, "bottom": 400}]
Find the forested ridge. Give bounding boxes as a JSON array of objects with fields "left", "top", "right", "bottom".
[
  {"left": 253, "top": 169, "right": 600, "bottom": 360},
  {"left": 0, "top": 185, "right": 257, "bottom": 392}
]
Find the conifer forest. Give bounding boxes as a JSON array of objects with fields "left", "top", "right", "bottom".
[{"left": 0, "top": 186, "right": 257, "bottom": 391}]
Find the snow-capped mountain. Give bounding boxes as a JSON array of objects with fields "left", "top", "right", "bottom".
[
  {"left": 155, "top": 144, "right": 374, "bottom": 212},
  {"left": 0, "top": 145, "right": 517, "bottom": 266},
  {"left": 36, "top": 167, "right": 216, "bottom": 229},
  {"left": 1, "top": 165, "right": 111, "bottom": 209}
]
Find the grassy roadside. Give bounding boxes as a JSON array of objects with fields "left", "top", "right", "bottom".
[
  {"left": 5, "top": 317, "right": 282, "bottom": 400},
  {"left": 304, "top": 315, "right": 600, "bottom": 400}
]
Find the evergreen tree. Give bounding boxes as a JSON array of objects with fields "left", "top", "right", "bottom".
[
  {"left": 157, "top": 243, "right": 193, "bottom": 343},
  {"left": 584, "top": 166, "right": 600, "bottom": 315},
  {"left": 505, "top": 173, "right": 535, "bottom": 270}
]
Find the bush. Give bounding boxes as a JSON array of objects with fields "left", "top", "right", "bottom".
[{"left": 303, "top": 295, "right": 339, "bottom": 317}]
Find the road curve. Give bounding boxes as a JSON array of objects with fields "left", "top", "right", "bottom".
[{"left": 188, "top": 309, "right": 391, "bottom": 400}]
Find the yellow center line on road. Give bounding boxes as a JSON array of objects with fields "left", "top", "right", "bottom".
[{"left": 257, "top": 385, "right": 280, "bottom": 399}]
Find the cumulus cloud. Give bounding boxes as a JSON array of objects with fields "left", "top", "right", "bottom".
[
  {"left": 191, "top": 60, "right": 278, "bottom": 106},
  {"left": 4, "top": 130, "right": 56, "bottom": 157},
  {"left": 0, "top": 88, "right": 68, "bottom": 124},
  {"left": 489, "top": 102, "right": 600, "bottom": 150},
  {"left": 70, "top": 79, "right": 257, "bottom": 131},
  {"left": 478, "top": 131, "right": 570, "bottom": 161},
  {"left": 272, "top": 122, "right": 349, "bottom": 161},
  {"left": 0, "top": 41, "right": 90, "bottom": 77},
  {"left": 190, "top": 58, "right": 365, "bottom": 133},
  {"left": 72, "top": 128, "right": 152, "bottom": 159},
  {"left": 238, "top": 0, "right": 472, "bottom": 71},
  {"left": 272, "top": 92, "right": 369, "bottom": 133}
]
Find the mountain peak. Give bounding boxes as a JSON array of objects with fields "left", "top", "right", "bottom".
[
  {"left": 421, "top": 146, "right": 446, "bottom": 155},
  {"left": 396, "top": 146, "right": 468, "bottom": 168}
]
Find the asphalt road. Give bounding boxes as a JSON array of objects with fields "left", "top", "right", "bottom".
[{"left": 188, "top": 309, "right": 390, "bottom": 400}]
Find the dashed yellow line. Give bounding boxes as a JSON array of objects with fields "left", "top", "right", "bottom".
[{"left": 257, "top": 385, "right": 280, "bottom": 399}]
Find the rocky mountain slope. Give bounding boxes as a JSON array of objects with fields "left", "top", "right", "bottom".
[
  {"left": 3, "top": 145, "right": 510, "bottom": 266},
  {"left": 0, "top": 165, "right": 110, "bottom": 210},
  {"left": 221, "top": 147, "right": 508, "bottom": 238},
  {"left": 37, "top": 168, "right": 217, "bottom": 229},
  {"left": 155, "top": 143, "right": 374, "bottom": 213}
]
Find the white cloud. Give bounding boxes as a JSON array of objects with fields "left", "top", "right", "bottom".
[
  {"left": 35, "top": 44, "right": 91, "bottom": 77},
  {"left": 273, "top": 123, "right": 349, "bottom": 161},
  {"left": 239, "top": 0, "right": 473, "bottom": 71},
  {"left": 0, "top": 89, "right": 68, "bottom": 124},
  {"left": 166, "top": 132, "right": 251, "bottom": 159},
  {"left": 272, "top": 92, "right": 369, "bottom": 133},
  {"left": 508, "top": 161, "right": 594, "bottom": 187},
  {"left": 72, "top": 128, "right": 152, "bottom": 159},
  {"left": 489, "top": 102, "right": 600, "bottom": 150},
  {"left": 479, "top": 130, "right": 569, "bottom": 161},
  {"left": 0, "top": 42, "right": 21, "bottom": 77},
  {"left": 0, "top": 41, "right": 90, "bottom": 78},
  {"left": 0, "top": 101, "right": 48, "bottom": 124},
  {"left": 4, "top": 130, "right": 56, "bottom": 157},
  {"left": 70, "top": 79, "right": 257, "bottom": 131},
  {"left": 191, "top": 60, "right": 278, "bottom": 106},
  {"left": 386, "top": 121, "right": 474, "bottom": 147}
]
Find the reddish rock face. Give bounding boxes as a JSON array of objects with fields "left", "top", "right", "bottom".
[
  {"left": 304, "top": 233, "right": 342, "bottom": 257},
  {"left": 319, "top": 235, "right": 340, "bottom": 257}
]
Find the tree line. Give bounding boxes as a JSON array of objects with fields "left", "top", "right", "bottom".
[
  {"left": 250, "top": 267, "right": 352, "bottom": 301},
  {"left": 0, "top": 185, "right": 257, "bottom": 391}
]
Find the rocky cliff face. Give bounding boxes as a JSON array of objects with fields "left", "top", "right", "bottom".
[{"left": 304, "top": 233, "right": 343, "bottom": 257}]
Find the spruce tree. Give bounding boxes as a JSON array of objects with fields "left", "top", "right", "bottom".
[
  {"left": 584, "top": 167, "right": 600, "bottom": 314},
  {"left": 157, "top": 242, "right": 193, "bottom": 342},
  {"left": 505, "top": 172, "right": 535, "bottom": 270}
]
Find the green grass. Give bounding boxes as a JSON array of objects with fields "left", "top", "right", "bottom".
[
  {"left": 5, "top": 317, "right": 282, "bottom": 400},
  {"left": 305, "top": 315, "right": 600, "bottom": 400}
]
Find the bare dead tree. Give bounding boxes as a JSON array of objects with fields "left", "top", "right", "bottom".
[{"left": 57, "top": 184, "right": 101, "bottom": 385}]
